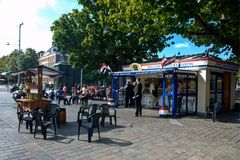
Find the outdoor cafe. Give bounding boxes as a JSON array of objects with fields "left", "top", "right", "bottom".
[
  {"left": 15, "top": 65, "right": 62, "bottom": 110},
  {"left": 14, "top": 65, "right": 117, "bottom": 141},
  {"left": 111, "top": 54, "right": 239, "bottom": 118}
]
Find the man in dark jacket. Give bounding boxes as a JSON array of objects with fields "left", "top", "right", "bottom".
[
  {"left": 125, "top": 81, "right": 134, "bottom": 108},
  {"left": 133, "top": 78, "right": 142, "bottom": 117}
]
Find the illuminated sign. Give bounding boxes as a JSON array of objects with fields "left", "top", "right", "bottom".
[{"left": 130, "top": 63, "right": 142, "bottom": 71}]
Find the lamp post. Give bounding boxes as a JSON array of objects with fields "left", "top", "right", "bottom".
[{"left": 18, "top": 22, "right": 23, "bottom": 85}]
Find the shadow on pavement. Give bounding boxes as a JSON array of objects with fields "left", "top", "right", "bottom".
[
  {"left": 46, "top": 136, "right": 75, "bottom": 144},
  {"left": 57, "top": 122, "right": 126, "bottom": 136},
  {"left": 95, "top": 137, "right": 132, "bottom": 147},
  {"left": 183, "top": 111, "right": 240, "bottom": 124},
  {"left": 216, "top": 112, "right": 240, "bottom": 124},
  {"left": 140, "top": 115, "right": 159, "bottom": 119}
]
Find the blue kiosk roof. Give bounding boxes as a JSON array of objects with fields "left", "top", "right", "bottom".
[{"left": 111, "top": 69, "right": 174, "bottom": 77}]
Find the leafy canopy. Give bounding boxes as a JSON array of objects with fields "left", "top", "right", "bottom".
[
  {"left": 105, "top": 0, "right": 239, "bottom": 61},
  {"left": 51, "top": 0, "right": 173, "bottom": 73},
  {"left": 51, "top": 0, "right": 240, "bottom": 74},
  {"left": 0, "top": 48, "right": 39, "bottom": 82}
]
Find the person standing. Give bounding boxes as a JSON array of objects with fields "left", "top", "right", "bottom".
[
  {"left": 125, "top": 81, "right": 134, "bottom": 108},
  {"left": 150, "top": 81, "right": 158, "bottom": 108},
  {"left": 133, "top": 78, "right": 142, "bottom": 117}
]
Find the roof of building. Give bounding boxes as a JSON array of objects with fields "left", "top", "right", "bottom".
[{"left": 11, "top": 65, "right": 63, "bottom": 77}]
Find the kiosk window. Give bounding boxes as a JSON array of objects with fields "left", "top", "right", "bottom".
[
  {"left": 165, "top": 74, "right": 173, "bottom": 93},
  {"left": 188, "top": 75, "right": 196, "bottom": 94}
]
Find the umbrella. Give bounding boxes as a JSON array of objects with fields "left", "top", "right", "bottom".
[{"left": 1, "top": 72, "right": 12, "bottom": 76}]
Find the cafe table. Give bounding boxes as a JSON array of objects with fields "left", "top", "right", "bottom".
[{"left": 17, "top": 98, "right": 52, "bottom": 111}]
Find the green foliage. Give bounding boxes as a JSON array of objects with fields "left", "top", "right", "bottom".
[
  {"left": 51, "top": 0, "right": 172, "bottom": 74},
  {"left": 51, "top": 0, "right": 239, "bottom": 79},
  {"left": 114, "top": 0, "right": 239, "bottom": 59},
  {"left": 0, "top": 48, "right": 39, "bottom": 82},
  {"left": 20, "top": 48, "right": 39, "bottom": 71}
]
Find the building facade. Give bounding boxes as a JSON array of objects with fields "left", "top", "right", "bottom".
[
  {"left": 38, "top": 46, "right": 68, "bottom": 83},
  {"left": 111, "top": 54, "right": 239, "bottom": 117}
]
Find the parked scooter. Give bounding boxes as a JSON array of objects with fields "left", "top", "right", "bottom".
[
  {"left": 12, "top": 89, "right": 26, "bottom": 102},
  {"left": 48, "top": 89, "right": 55, "bottom": 100},
  {"left": 10, "top": 84, "right": 18, "bottom": 93}
]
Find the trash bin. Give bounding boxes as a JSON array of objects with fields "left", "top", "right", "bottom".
[
  {"left": 159, "top": 106, "right": 169, "bottom": 118},
  {"left": 59, "top": 108, "right": 66, "bottom": 124}
]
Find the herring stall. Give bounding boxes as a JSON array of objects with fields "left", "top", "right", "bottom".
[{"left": 111, "top": 54, "right": 239, "bottom": 117}]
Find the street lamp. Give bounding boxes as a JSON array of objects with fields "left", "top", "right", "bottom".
[{"left": 18, "top": 22, "right": 23, "bottom": 85}]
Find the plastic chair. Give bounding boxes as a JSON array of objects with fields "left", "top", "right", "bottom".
[
  {"left": 99, "top": 104, "right": 117, "bottom": 127},
  {"left": 205, "top": 102, "right": 221, "bottom": 122},
  {"left": 77, "top": 113, "right": 102, "bottom": 143},
  {"left": 44, "top": 104, "right": 61, "bottom": 128},
  {"left": 17, "top": 105, "right": 38, "bottom": 133},
  {"left": 32, "top": 111, "right": 56, "bottom": 139},
  {"left": 77, "top": 104, "right": 99, "bottom": 119}
]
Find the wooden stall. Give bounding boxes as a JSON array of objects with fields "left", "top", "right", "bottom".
[{"left": 17, "top": 65, "right": 62, "bottom": 110}]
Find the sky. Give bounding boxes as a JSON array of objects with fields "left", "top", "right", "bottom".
[
  {"left": 160, "top": 34, "right": 211, "bottom": 58},
  {"left": 0, "top": 0, "right": 81, "bottom": 58},
  {"left": 0, "top": 0, "right": 227, "bottom": 59}
]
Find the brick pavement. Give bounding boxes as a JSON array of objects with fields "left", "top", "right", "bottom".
[{"left": 0, "top": 91, "right": 239, "bottom": 160}]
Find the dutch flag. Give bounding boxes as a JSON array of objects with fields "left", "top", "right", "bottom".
[{"left": 100, "top": 63, "right": 112, "bottom": 75}]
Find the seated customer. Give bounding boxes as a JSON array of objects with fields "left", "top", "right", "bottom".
[
  {"left": 69, "top": 85, "right": 79, "bottom": 104},
  {"left": 80, "top": 85, "right": 89, "bottom": 105},
  {"left": 56, "top": 85, "right": 70, "bottom": 105},
  {"left": 62, "top": 84, "right": 70, "bottom": 105}
]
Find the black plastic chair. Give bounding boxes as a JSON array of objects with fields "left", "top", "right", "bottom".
[
  {"left": 205, "top": 102, "right": 221, "bottom": 122},
  {"left": 44, "top": 104, "right": 61, "bottom": 128},
  {"left": 78, "top": 105, "right": 90, "bottom": 119},
  {"left": 17, "top": 106, "right": 39, "bottom": 133},
  {"left": 77, "top": 113, "right": 102, "bottom": 143},
  {"left": 77, "top": 104, "right": 99, "bottom": 119},
  {"left": 99, "top": 104, "right": 117, "bottom": 127},
  {"left": 32, "top": 111, "right": 56, "bottom": 139}
]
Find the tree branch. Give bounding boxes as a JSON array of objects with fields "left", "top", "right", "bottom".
[{"left": 193, "top": 13, "right": 239, "bottom": 54}]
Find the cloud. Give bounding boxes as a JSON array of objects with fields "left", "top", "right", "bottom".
[
  {"left": 174, "top": 42, "right": 190, "bottom": 48},
  {"left": 0, "top": 0, "right": 61, "bottom": 57}
]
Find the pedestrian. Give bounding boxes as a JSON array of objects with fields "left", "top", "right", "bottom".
[
  {"left": 133, "top": 78, "right": 142, "bottom": 117},
  {"left": 125, "top": 81, "right": 134, "bottom": 108},
  {"left": 69, "top": 84, "right": 79, "bottom": 104},
  {"left": 62, "top": 84, "right": 70, "bottom": 105},
  {"left": 56, "top": 86, "right": 63, "bottom": 105},
  {"left": 80, "top": 84, "right": 89, "bottom": 105},
  {"left": 150, "top": 81, "right": 158, "bottom": 108}
]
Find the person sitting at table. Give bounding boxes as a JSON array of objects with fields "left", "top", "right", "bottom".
[
  {"left": 80, "top": 84, "right": 89, "bottom": 105},
  {"left": 62, "top": 84, "right": 70, "bottom": 105},
  {"left": 56, "top": 85, "right": 69, "bottom": 105},
  {"left": 56, "top": 86, "right": 63, "bottom": 105},
  {"left": 69, "top": 84, "right": 79, "bottom": 104}
]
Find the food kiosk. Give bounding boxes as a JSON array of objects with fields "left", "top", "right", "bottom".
[
  {"left": 111, "top": 54, "right": 239, "bottom": 117},
  {"left": 17, "top": 65, "right": 62, "bottom": 110}
]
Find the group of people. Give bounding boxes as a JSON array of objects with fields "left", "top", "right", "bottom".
[
  {"left": 125, "top": 78, "right": 160, "bottom": 117},
  {"left": 55, "top": 83, "right": 112, "bottom": 105},
  {"left": 125, "top": 78, "right": 143, "bottom": 117}
]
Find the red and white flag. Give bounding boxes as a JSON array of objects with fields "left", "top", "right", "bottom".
[
  {"left": 161, "top": 55, "right": 167, "bottom": 68},
  {"left": 162, "top": 54, "right": 176, "bottom": 68},
  {"left": 100, "top": 63, "right": 112, "bottom": 75}
]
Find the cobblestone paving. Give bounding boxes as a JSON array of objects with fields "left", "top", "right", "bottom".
[{"left": 0, "top": 91, "right": 239, "bottom": 160}]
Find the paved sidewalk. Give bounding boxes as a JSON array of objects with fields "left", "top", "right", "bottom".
[{"left": 0, "top": 92, "right": 239, "bottom": 160}]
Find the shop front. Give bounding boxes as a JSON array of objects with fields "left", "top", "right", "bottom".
[{"left": 111, "top": 54, "right": 239, "bottom": 117}]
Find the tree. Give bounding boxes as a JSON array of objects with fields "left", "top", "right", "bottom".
[
  {"left": 51, "top": 0, "right": 172, "bottom": 73},
  {"left": 51, "top": 0, "right": 239, "bottom": 77},
  {"left": 104, "top": 0, "right": 239, "bottom": 60},
  {"left": 20, "top": 48, "right": 39, "bottom": 71},
  {"left": 0, "top": 48, "right": 39, "bottom": 82}
]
